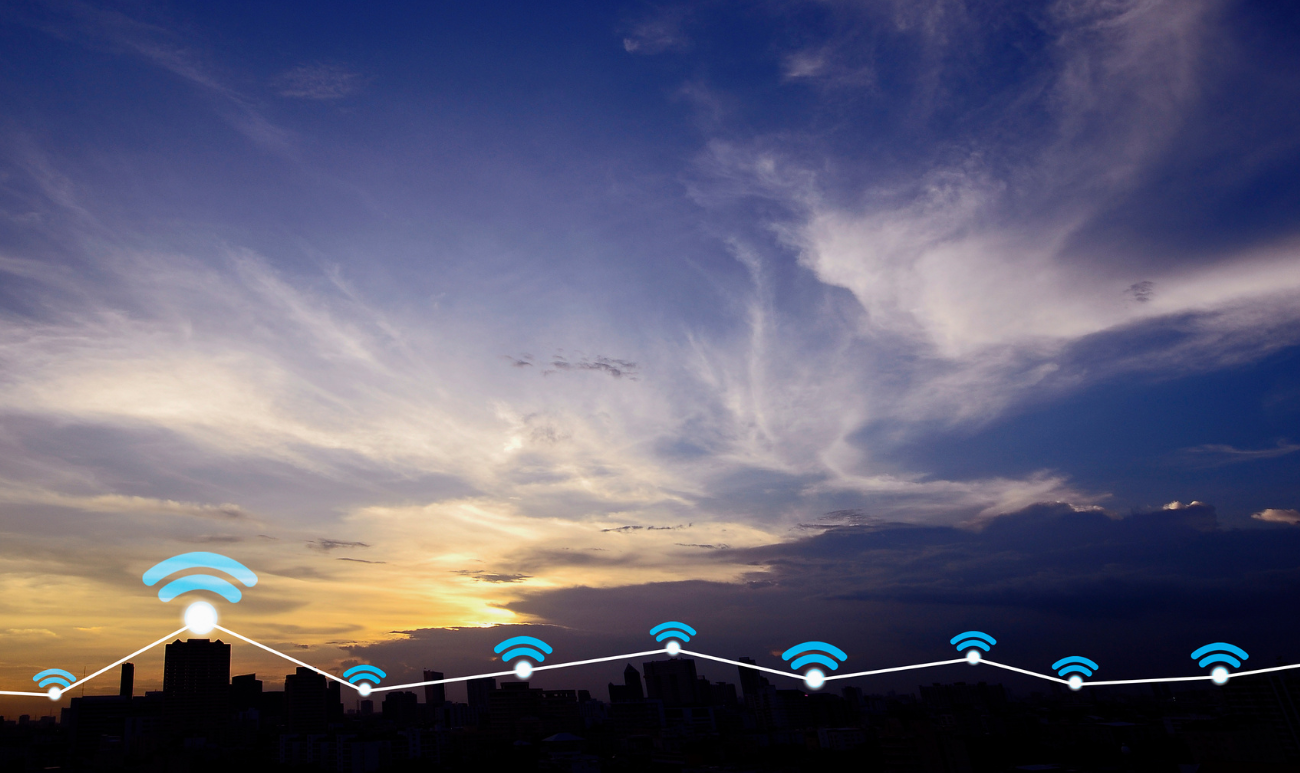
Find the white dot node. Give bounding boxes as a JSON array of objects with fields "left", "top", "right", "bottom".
[
  {"left": 803, "top": 668, "right": 825, "bottom": 691},
  {"left": 966, "top": 649, "right": 981, "bottom": 665},
  {"left": 357, "top": 682, "right": 372, "bottom": 697},
  {"left": 514, "top": 659, "right": 534, "bottom": 680},
  {"left": 666, "top": 640, "right": 681, "bottom": 656},
  {"left": 184, "top": 601, "right": 218, "bottom": 635},
  {"left": 1067, "top": 675, "right": 1083, "bottom": 691},
  {"left": 47, "top": 686, "right": 62, "bottom": 701},
  {"left": 1212, "top": 666, "right": 1229, "bottom": 685}
]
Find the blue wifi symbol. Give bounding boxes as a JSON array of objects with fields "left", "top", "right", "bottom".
[
  {"left": 495, "top": 636, "right": 553, "bottom": 680},
  {"left": 142, "top": 552, "right": 258, "bottom": 603},
  {"left": 1052, "top": 656, "right": 1099, "bottom": 691},
  {"left": 782, "top": 641, "right": 847, "bottom": 690},
  {"left": 950, "top": 631, "right": 996, "bottom": 664},
  {"left": 32, "top": 668, "right": 75, "bottom": 699},
  {"left": 1192, "top": 642, "right": 1248, "bottom": 685},
  {"left": 343, "top": 665, "right": 386, "bottom": 697},
  {"left": 650, "top": 621, "right": 696, "bottom": 655}
]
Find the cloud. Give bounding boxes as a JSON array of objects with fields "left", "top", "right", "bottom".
[
  {"left": 1176, "top": 441, "right": 1300, "bottom": 466},
  {"left": 337, "top": 557, "right": 387, "bottom": 564},
  {"left": 0, "top": 486, "right": 250, "bottom": 520},
  {"left": 273, "top": 63, "right": 364, "bottom": 100},
  {"left": 621, "top": 10, "right": 689, "bottom": 55},
  {"left": 454, "top": 570, "right": 531, "bottom": 583},
  {"left": 1252, "top": 508, "right": 1300, "bottom": 525},
  {"left": 544, "top": 354, "right": 639, "bottom": 380},
  {"left": 307, "top": 539, "right": 371, "bottom": 552}
]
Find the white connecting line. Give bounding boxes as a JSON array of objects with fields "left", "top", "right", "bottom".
[{"left": 9, "top": 625, "right": 1300, "bottom": 699}]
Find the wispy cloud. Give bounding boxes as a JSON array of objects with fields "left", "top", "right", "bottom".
[
  {"left": 273, "top": 63, "right": 365, "bottom": 100},
  {"left": 1176, "top": 440, "right": 1300, "bottom": 466}
]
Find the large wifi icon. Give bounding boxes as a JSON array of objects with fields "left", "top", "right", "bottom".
[
  {"left": 142, "top": 552, "right": 258, "bottom": 603},
  {"left": 782, "top": 641, "right": 847, "bottom": 690}
]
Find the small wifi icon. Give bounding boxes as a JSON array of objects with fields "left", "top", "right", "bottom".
[
  {"left": 495, "top": 636, "right": 553, "bottom": 680},
  {"left": 1192, "top": 642, "right": 1248, "bottom": 685},
  {"left": 32, "top": 668, "right": 75, "bottom": 700},
  {"left": 1052, "top": 656, "right": 1098, "bottom": 691},
  {"left": 950, "top": 631, "right": 996, "bottom": 664},
  {"left": 650, "top": 621, "right": 696, "bottom": 656},
  {"left": 343, "top": 665, "right": 386, "bottom": 697},
  {"left": 781, "top": 641, "right": 847, "bottom": 690}
]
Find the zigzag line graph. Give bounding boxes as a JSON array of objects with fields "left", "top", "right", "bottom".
[
  {"left": 6, "top": 623, "right": 1300, "bottom": 700},
  {"left": 3, "top": 556, "right": 1286, "bottom": 701}
]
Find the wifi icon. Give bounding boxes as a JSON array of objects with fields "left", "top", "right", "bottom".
[
  {"left": 781, "top": 641, "right": 847, "bottom": 690},
  {"left": 495, "top": 636, "right": 553, "bottom": 680},
  {"left": 1192, "top": 642, "right": 1248, "bottom": 685},
  {"left": 32, "top": 668, "right": 75, "bottom": 700},
  {"left": 1052, "top": 656, "right": 1099, "bottom": 691},
  {"left": 142, "top": 552, "right": 258, "bottom": 634},
  {"left": 650, "top": 621, "right": 696, "bottom": 656},
  {"left": 950, "top": 631, "right": 996, "bottom": 664},
  {"left": 343, "top": 665, "right": 386, "bottom": 697}
]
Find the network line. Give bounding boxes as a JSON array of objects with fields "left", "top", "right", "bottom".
[{"left": 11, "top": 624, "right": 1300, "bottom": 700}]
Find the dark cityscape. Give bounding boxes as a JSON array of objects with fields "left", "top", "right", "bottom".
[{"left": 2, "top": 638, "right": 1299, "bottom": 771}]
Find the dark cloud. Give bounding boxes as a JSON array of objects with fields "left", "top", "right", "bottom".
[
  {"left": 306, "top": 539, "right": 370, "bottom": 552},
  {"left": 1127, "top": 280, "right": 1155, "bottom": 303},
  {"left": 453, "top": 570, "right": 530, "bottom": 583},
  {"left": 675, "top": 543, "right": 729, "bottom": 549},
  {"left": 544, "top": 355, "right": 639, "bottom": 380},
  {"left": 502, "top": 354, "right": 533, "bottom": 368},
  {"left": 337, "top": 557, "right": 386, "bottom": 564},
  {"left": 601, "top": 524, "right": 689, "bottom": 532},
  {"left": 187, "top": 534, "right": 244, "bottom": 543}
]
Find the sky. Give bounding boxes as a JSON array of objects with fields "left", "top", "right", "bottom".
[{"left": 2, "top": 0, "right": 1300, "bottom": 712}]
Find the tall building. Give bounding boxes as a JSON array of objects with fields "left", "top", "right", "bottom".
[
  {"left": 423, "top": 670, "right": 445, "bottom": 705},
  {"left": 284, "top": 667, "right": 328, "bottom": 734},
  {"left": 119, "top": 662, "right": 134, "bottom": 699},
  {"left": 163, "top": 638, "right": 230, "bottom": 737},
  {"left": 608, "top": 664, "right": 645, "bottom": 702},
  {"left": 231, "top": 673, "right": 262, "bottom": 712},
  {"left": 467, "top": 676, "right": 496, "bottom": 710},
  {"left": 642, "top": 658, "right": 700, "bottom": 707}
]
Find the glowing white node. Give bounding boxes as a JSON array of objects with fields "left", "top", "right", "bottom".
[
  {"left": 184, "top": 601, "right": 218, "bottom": 635},
  {"left": 666, "top": 640, "right": 681, "bottom": 656},
  {"left": 514, "top": 659, "right": 533, "bottom": 680},
  {"left": 47, "top": 686, "right": 62, "bottom": 701},
  {"left": 804, "top": 668, "right": 825, "bottom": 691},
  {"left": 1067, "top": 675, "right": 1083, "bottom": 691},
  {"left": 966, "top": 649, "right": 981, "bottom": 665},
  {"left": 1211, "top": 666, "right": 1229, "bottom": 685},
  {"left": 357, "top": 682, "right": 372, "bottom": 697}
]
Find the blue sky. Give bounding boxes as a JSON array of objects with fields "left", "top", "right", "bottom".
[{"left": 1, "top": 0, "right": 1299, "bottom": 701}]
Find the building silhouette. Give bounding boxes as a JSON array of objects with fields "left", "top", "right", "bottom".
[
  {"left": 643, "top": 658, "right": 700, "bottom": 706},
  {"left": 423, "top": 670, "right": 445, "bottom": 705},
  {"left": 119, "top": 662, "right": 133, "bottom": 699},
  {"left": 284, "top": 666, "right": 332, "bottom": 734},
  {"left": 608, "top": 664, "right": 644, "bottom": 702},
  {"left": 162, "top": 638, "right": 230, "bottom": 737}
]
